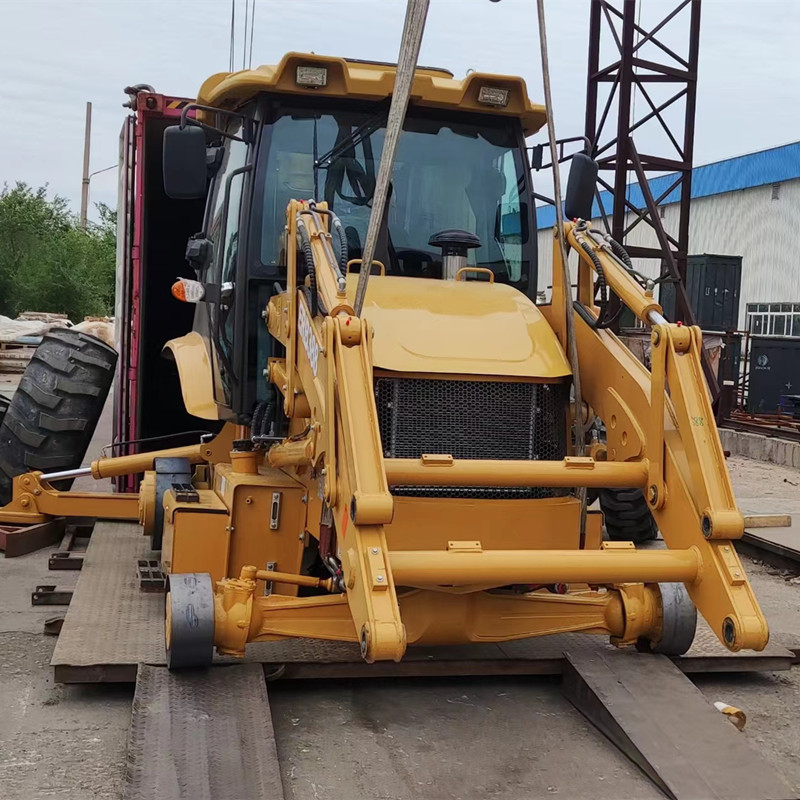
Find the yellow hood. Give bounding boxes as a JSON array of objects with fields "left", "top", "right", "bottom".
[{"left": 347, "top": 275, "right": 571, "bottom": 379}]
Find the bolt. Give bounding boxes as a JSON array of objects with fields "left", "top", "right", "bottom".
[
  {"left": 245, "top": 496, "right": 253, "bottom": 504},
  {"left": 723, "top": 546, "right": 730, "bottom": 552},
  {"left": 33, "top": 489, "right": 41, "bottom": 496},
  {"left": 230, "top": 526, "right": 235, "bottom": 532},
  {"left": 298, "top": 534, "right": 304, "bottom": 540},
  {"left": 262, "top": 368, "right": 269, "bottom": 378},
  {"left": 302, "top": 494, "right": 307, "bottom": 504},
  {"left": 376, "top": 575, "right": 384, "bottom": 582},
  {"left": 372, "top": 547, "right": 379, "bottom": 555},
  {"left": 647, "top": 485, "right": 658, "bottom": 505},
  {"left": 733, "top": 571, "right": 741, "bottom": 578}
]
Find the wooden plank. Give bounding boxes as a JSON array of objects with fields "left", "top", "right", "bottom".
[
  {"left": 744, "top": 514, "right": 792, "bottom": 529},
  {"left": 124, "top": 664, "right": 285, "bottom": 800},
  {"left": 562, "top": 649, "right": 794, "bottom": 800}
]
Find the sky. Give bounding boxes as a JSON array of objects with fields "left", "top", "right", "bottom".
[{"left": 0, "top": 0, "right": 798, "bottom": 223}]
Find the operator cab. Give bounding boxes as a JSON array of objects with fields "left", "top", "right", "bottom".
[{"left": 163, "top": 55, "right": 545, "bottom": 420}]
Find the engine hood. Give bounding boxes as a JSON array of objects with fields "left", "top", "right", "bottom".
[{"left": 346, "top": 275, "right": 570, "bottom": 379}]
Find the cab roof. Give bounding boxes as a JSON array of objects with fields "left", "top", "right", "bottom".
[{"left": 197, "top": 52, "right": 547, "bottom": 135}]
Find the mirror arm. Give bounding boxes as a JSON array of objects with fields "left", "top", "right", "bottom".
[
  {"left": 530, "top": 135, "right": 592, "bottom": 170},
  {"left": 179, "top": 103, "right": 257, "bottom": 144}
]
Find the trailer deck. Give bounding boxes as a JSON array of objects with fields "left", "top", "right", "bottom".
[{"left": 52, "top": 521, "right": 797, "bottom": 683}]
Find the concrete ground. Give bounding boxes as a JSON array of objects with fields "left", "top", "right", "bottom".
[{"left": 1, "top": 406, "right": 800, "bottom": 799}]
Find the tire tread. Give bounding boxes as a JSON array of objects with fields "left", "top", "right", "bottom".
[{"left": 0, "top": 329, "right": 116, "bottom": 504}]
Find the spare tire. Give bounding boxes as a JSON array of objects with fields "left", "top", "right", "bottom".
[
  {"left": 0, "top": 329, "right": 117, "bottom": 505},
  {"left": 598, "top": 487, "right": 658, "bottom": 544}
]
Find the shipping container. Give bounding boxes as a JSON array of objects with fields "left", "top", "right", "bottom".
[
  {"left": 747, "top": 336, "right": 800, "bottom": 413},
  {"left": 660, "top": 253, "right": 742, "bottom": 331},
  {"left": 114, "top": 89, "right": 215, "bottom": 490}
]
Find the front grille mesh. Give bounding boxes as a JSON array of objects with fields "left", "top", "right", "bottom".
[{"left": 375, "top": 377, "right": 568, "bottom": 499}]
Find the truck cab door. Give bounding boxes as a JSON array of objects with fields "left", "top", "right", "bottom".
[{"left": 200, "top": 122, "right": 251, "bottom": 410}]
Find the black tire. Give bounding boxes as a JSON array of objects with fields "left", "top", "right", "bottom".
[
  {"left": 598, "top": 487, "right": 658, "bottom": 544},
  {"left": 0, "top": 329, "right": 117, "bottom": 505}
]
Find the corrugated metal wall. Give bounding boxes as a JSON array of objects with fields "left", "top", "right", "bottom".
[{"left": 536, "top": 178, "right": 800, "bottom": 326}]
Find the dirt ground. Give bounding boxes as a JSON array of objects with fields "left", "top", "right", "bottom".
[{"left": 1, "top": 451, "right": 799, "bottom": 799}]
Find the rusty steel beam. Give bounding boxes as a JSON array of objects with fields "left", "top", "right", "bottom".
[{"left": 584, "top": 0, "right": 704, "bottom": 375}]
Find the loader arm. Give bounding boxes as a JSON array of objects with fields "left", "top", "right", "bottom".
[
  {"left": 265, "top": 200, "right": 406, "bottom": 661},
  {"left": 551, "top": 221, "right": 768, "bottom": 651}
]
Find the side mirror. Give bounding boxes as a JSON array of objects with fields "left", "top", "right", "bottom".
[
  {"left": 163, "top": 125, "right": 207, "bottom": 200},
  {"left": 564, "top": 152, "right": 598, "bottom": 221}
]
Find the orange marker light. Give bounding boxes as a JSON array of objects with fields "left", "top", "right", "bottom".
[{"left": 171, "top": 278, "right": 205, "bottom": 304}]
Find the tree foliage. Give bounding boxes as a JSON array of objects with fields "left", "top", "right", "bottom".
[{"left": 0, "top": 182, "right": 116, "bottom": 322}]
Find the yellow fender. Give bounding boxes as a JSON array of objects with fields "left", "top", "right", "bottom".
[{"left": 163, "top": 332, "right": 221, "bottom": 420}]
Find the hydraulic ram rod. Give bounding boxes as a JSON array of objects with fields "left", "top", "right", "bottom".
[
  {"left": 390, "top": 548, "right": 701, "bottom": 586},
  {"left": 40, "top": 444, "right": 206, "bottom": 483},
  {"left": 384, "top": 457, "right": 648, "bottom": 488}
]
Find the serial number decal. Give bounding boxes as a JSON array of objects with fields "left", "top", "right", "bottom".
[{"left": 298, "top": 299, "right": 320, "bottom": 376}]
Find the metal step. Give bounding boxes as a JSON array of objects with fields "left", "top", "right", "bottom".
[{"left": 124, "top": 663, "right": 284, "bottom": 800}]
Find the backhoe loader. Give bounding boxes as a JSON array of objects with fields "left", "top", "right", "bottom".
[{"left": 0, "top": 53, "right": 768, "bottom": 667}]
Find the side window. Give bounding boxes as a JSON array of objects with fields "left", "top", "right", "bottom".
[
  {"left": 206, "top": 123, "right": 248, "bottom": 281},
  {"left": 497, "top": 150, "right": 523, "bottom": 281},
  {"left": 204, "top": 122, "right": 249, "bottom": 404}
]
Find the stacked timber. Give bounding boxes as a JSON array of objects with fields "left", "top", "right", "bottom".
[{"left": 0, "top": 342, "right": 37, "bottom": 374}]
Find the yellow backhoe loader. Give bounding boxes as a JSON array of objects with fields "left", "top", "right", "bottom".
[{"left": 0, "top": 53, "right": 767, "bottom": 668}]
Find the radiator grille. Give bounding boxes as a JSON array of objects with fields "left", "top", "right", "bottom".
[{"left": 375, "top": 378, "right": 568, "bottom": 499}]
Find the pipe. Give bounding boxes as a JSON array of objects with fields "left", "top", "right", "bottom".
[
  {"left": 254, "top": 569, "right": 335, "bottom": 592},
  {"left": 390, "top": 548, "right": 701, "bottom": 587},
  {"left": 383, "top": 458, "right": 648, "bottom": 488}
]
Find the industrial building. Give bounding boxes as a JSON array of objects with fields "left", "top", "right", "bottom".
[{"left": 537, "top": 140, "right": 800, "bottom": 336}]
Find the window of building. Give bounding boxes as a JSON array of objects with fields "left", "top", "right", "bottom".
[
  {"left": 772, "top": 182, "right": 781, "bottom": 200},
  {"left": 746, "top": 302, "right": 800, "bottom": 336}
]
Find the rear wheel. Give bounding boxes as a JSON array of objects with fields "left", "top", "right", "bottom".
[
  {"left": 0, "top": 329, "right": 116, "bottom": 505},
  {"left": 598, "top": 487, "right": 658, "bottom": 544}
]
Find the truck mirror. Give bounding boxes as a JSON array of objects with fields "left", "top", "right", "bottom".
[
  {"left": 163, "top": 125, "right": 207, "bottom": 200},
  {"left": 564, "top": 152, "right": 598, "bottom": 221}
]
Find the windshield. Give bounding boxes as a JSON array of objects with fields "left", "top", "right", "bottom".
[{"left": 253, "top": 106, "right": 533, "bottom": 289}]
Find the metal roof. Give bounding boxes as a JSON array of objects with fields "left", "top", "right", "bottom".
[{"left": 536, "top": 140, "right": 800, "bottom": 229}]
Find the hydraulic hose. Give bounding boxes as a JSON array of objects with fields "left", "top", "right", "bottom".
[
  {"left": 296, "top": 221, "right": 319, "bottom": 317},
  {"left": 331, "top": 214, "right": 349, "bottom": 270}
]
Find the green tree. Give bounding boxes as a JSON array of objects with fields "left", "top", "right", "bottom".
[{"left": 0, "top": 182, "right": 116, "bottom": 322}]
